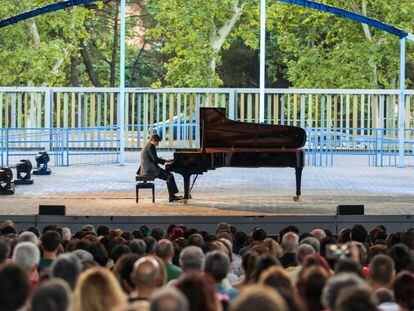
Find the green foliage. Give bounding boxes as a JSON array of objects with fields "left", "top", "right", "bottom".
[
  {"left": 266, "top": 0, "right": 414, "bottom": 88},
  {"left": 0, "top": 0, "right": 92, "bottom": 86},
  {"left": 147, "top": 0, "right": 258, "bottom": 87}
]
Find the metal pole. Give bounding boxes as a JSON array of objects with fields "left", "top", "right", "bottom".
[
  {"left": 398, "top": 37, "right": 406, "bottom": 168},
  {"left": 119, "top": 0, "right": 126, "bottom": 165},
  {"left": 259, "top": 0, "right": 266, "bottom": 123}
]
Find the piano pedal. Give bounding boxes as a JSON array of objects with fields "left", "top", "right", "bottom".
[{"left": 293, "top": 196, "right": 300, "bottom": 202}]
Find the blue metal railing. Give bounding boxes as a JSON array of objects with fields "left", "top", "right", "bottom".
[
  {"left": 0, "top": 127, "right": 120, "bottom": 167},
  {"left": 0, "top": 126, "right": 413, "bottom": 167}
]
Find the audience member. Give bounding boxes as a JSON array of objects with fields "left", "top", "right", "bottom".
[
  {"left": 40, "top": 230, "right": 62, "bottom": 269},
  {"left": 31, "top": 278, "right": 72, "bottom": 311},
  {"left": 232, "top": 285, "right": 287, "bottom": 311},
  {"left": 130, "top": 256, "right": 162, "bottom": 301},
  {"left": 393, "top": 271, "right": 414, "bottom": 311},
  {"left": 12, "top": 241, "right": 40, "bottom": 288},
  {"left": 280, "top": 232, "right": 299, "bottom": 268},
  {"left": 0, "top": 263, "right": 30, "bottom": 311},
  {"left": 334, "top": 285, "right": 377, "bottom": 311},
  {"left": 156, "top": 239, "right": 182, "bottom": 282},
  {"left": 50, "top": 253, "right": 82, "bottom": 289},
  {"left": 73, "top": 267, "right": 125, "bottom": 311},
  {"left": 179, "top": 246, "right": 205, "bottom": 273},
  {"left": 150, "top": 287, "right": 189, "bottom": 311},
  {"left": 368, "top": 254, "right": 395, "bottom": 289},
  {"left": 175, "top": 272, "right": 219, "bottom": 311}
]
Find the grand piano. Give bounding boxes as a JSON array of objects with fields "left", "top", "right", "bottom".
[{"left": 166, "top": 107, "right": 306, "bottom": 202}]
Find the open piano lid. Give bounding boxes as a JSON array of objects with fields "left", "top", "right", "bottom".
[{"left": 200, "top": 107, "right": 306, "bottom": 149}]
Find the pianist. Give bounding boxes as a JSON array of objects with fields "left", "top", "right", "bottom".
[{"left": 140, "top": 134, "right": 181, "bottom": 202}]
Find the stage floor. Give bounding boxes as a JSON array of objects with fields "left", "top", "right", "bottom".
[{"left": 1, "top": 163, "right": 414, "bottom": 216}]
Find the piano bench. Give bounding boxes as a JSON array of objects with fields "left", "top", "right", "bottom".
[{"left": 135, "top": 176, "right": 155, "bottom": 204}]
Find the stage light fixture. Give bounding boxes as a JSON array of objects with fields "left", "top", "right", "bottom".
[
  {"left": 15, "top": 159, "right": 34, "bottom": 185},
  {"left": 33, "top": 151, "right": 52, "bottom": 175},
  {"left": 0, "top": 167, "right": 15, "bottom": 195}
]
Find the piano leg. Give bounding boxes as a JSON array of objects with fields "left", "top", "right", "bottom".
[
  {"left": 183, "top": 174, "right": 191, "bottom": 201},
  {"left": 294, "top": 167, "right": 303, "bottom": 201}
]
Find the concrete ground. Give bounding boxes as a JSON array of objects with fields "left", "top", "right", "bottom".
[{"left": 1, "top": 160, "right": 414, "bottom": 217}]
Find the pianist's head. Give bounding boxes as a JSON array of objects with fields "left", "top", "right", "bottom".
[{"left": 150, "top": 134, "right": 162, "bottom": 147}]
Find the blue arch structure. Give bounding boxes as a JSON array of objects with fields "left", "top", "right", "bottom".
[
  {"left": 0, "top": 0, "right": 99, "bottom": 29},
  {"left": 276, "top": 0, "right": 414, "bottom": 167}
]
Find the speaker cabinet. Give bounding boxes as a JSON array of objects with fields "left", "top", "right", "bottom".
[
  {"left": 337, "top": 205, "right": 364, "bottom": 215},
  {"left": 39, "top": 205, "right": 66, "bottom": 215}
]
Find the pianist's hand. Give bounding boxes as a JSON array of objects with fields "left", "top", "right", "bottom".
[{"left": 165, "top": 160, "right": 174, "bottom": 164}]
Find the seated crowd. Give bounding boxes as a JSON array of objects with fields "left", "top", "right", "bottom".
[{"left": 0, "top": 220, "right": 413, "bottom": 311}]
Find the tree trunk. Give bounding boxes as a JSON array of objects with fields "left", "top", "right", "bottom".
[
  {"left": 70, "top": 56, "right": 80, "bottom": 87},
  {"left": 209, "top": 0, "right": 245, "bottom": 77},
  {"left": 360, "top": 0, "right": 378, "bottom": 86},
  {"left": 110, "top": 1, "right": 120, "bottom": 87},
  {"left": 80, "top": 41, "right": 103, "bottom": 87}
]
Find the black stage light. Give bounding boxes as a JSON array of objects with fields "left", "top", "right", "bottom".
[
  {"left": 33, "top": 151, "right": 52, "bottom": 175},
  {"left": 15, "top": 159, "right": 34, "bottom": 185},
  {"left": 0, "top": 167, "right": 15, "bottom": 195}
]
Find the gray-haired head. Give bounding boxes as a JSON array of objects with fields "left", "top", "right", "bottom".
[
  {"left": 204, "top": 250, "right": 230, "bottom": 282},
  {"left": 322, "top": 273, "right": 365, "bottom": 310},
  {"left": 179, "top": 246, "right": 205, "bottom": 272},
  {"left": 150, "top": 287, "right": 189, "bottom": 311},
  {"left": 50, "top": 253, "right": 82, "bottom": 289},
  {"left": 31, "top": 278, "right": 72, "bottom": 311},
  {"left": 299, "top": 237, "right": 320, "bottom": 253},
  {"left": 12, "top": 241, "right": 40, "bottom": 272},
  {"left": 17, "top": 231, "right": 38, "bottom": 245},
  {"left": 72, "top": 249, "right": 94, "bottom": 264},
  {"left": 130, "top": 239, "right": 147, "bottom": 256},
  {"left": 296, "top": 244, "right": 316, "bottom": 265},
  {"left": 281, "top": 232, "right": 299, "bottom": 254}
]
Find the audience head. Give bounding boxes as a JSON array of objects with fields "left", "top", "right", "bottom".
[
  {"left": 12, "top": 241, "right": 40, "bottom": 272},
  {"left": 113, "top": 253, "right": 140, "bottom": 294},
  {"left": 297, "top": 266, "right": 330, "bottom": 311},
  {"left": 252, "top": 253, "right": 281, "bottom": 282},
  {"left": 175, "top": 272, "right": 218, "bottom": 311},
  {"left": 393, "top": 271, "right": 414, "bottom": 311},
  {"left": 132, "top": 256, "right": 162, "bottom": 289},
  {"left": 155, "top": 239, "right": 175, "bottom": 261},
  {"left": 204, "top": 250, "right": 229, "bottom": 283},
  {"left": 322, "top": 273, "right": 365, "bottom": 310},
  {"left": 281, "top": 232, "right": 299, "bottom": 253},
  {"left": 251, "top": 228, "right": 267, "bottom": 242},
  {"left": 50, "top": 253, "right": 82, "bottom": 289},
  {"left": 369, "top": 254, "right": 395, "bottom": 288},
  {"left": 232, "top": 285, "right": 287, "bottom": 311},
  {"left": 390, "top": 243, "right": 413, "bottom": 273},
  {"left": 111, "top": 244, "right": 131, "bottom": 264},
  {"left": 263, "top": 238, "right": 283, "bottom": 258},
  {"left": 97, "top": 225, "right": 110, "bottom": 237},
  {"left": 150, "top": 287, "right": 189, "bottom": 311},
  {"left": 31, "top": 278, "right": 72, "bottom": 311},
  {"left": 310, "top": 228, "right": 326, "bottom": 241},
  {"left": 334, "top": 285, "right": 377, "bottom": 311},
  {"left": 351, "top": 225, "right": 368, "bottom": 243},
  {"left": 296, "top": 244, "right": 316, "bottom": 265},
  {"left": 129, "top": 239, "right": 147, "bottom": 256},
  {"left": 0, "top": 264, "right": 30, "bottom": 311},
  {"left": 401, "top": 228, "right": 414, "bottom": 250},
  {"left": 299, "top": 236, "right": 320, "bottom": 253},
  {"left": 17, "top": 231, "right": 38, "bottom": 244},
  {"left": 179, "top": 246, "right": 205, "bottom": 272},
  {"left": 73, "top": 267, "right": 125, "bottom": 311},
  {"left": 151, "top": 227, "right": 165, "bottom": 241},
  {"left": 41, "top": 230, "right": 62, "bottom": 253},
  {"left": 0, "top": 239, "right": 10, "bottom": 264},
  {"left": 144, "top": 236, "right": 157, "bottom": 254}
]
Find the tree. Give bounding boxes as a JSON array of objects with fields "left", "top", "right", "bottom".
[
  {"left": 147, "top": 0, "right": 259, "bottom": 87},
  {"left": 0, "top": 0, "right": 91, "bottom": 86},
  {"left": 266, "top": 0, "right": 414, "bottom": 88}
]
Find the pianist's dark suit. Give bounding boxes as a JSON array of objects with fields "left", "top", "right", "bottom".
[{"left": 140, "top": 142, "right": 179, "bottom": 197}]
